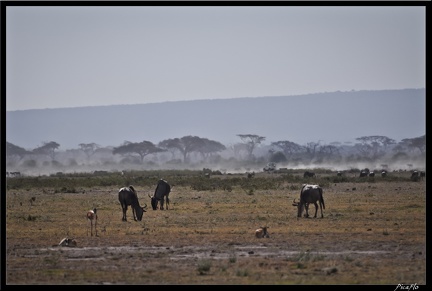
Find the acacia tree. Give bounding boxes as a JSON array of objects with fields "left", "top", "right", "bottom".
[
  {"left": 237, "top": 134, "right": 265, "bottom": 160},
  {"left": 399, "top": 135, "right": 425, "bottom": 154},
  {"left": 355, "top": 135, "right": 396, "bottom": 159},
  {"left": 6, "top": 142, "right": 31, "bottom": 161},
  {"left": 316, "top": 145, "right": 341, "bottom": 161},
  {"left": 304, "top": 141, "right": 321, "bottom": 161},
  {"left": 112, "top": 140, "right": 165, "bottom": 163},
  {"left": 271, "top": 140, "right": 304, "bottom": 160},
  {"left": 158, "top": 139, "right": 180, "bottom": 160},
  {"left": 158, "top": 135, "right": 205, "bottom": 163},
  {"left": 78, "top": 143, "right": 100, "bottom": 160},
  {"left": 33, "top": 141, "right": 60, "bottom": 160},
  {"left": 196, "top": 138, "right": 226, "bottom": 161}
]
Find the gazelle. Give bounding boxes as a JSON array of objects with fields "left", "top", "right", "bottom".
[
  {"left": 255, "top": 226, "right": 270, "bottom": 238},
  {"left": 87, "top": 208, "right": 98, "bottom": 236},
  {"left": 59, "top": 237, "right": 77, "bottom": 247}
]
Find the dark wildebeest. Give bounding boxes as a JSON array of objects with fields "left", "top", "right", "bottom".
[
  {"left": 292, "top": 184, "right": 325, "bottom": 218},
  {"left": 420, "top": 171, "right": 426, "bottom": 180},
  {"left": 149, "top": 179, "right": 171, "bottom": 210},
  {"left": 118, "top": 186, "right": 147, "bottom": 221},
  {"left": 410, "top": 171, "right": 424, "bottom": 181},
  {"left": 381, "top": 170, "right": 388, "bottom": 177},
  {"left": 368, "top": 172, "right": 375, "bottom": 177},
  {"left": 303, "top": 171, "right": 315, "bottom": 178}
]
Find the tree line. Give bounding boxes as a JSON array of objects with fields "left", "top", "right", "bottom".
[{"left": 6, "top": 134, "right": 425, "bottom": 171}]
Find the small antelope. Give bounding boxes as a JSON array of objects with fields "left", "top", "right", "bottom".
[
  {"left": 255, "top": 226, "right": 269, "bottom": 238},
  {"left": 58, "top": 237, "right": 77, "bottom": 247},
  {"left": 87, "top": 208, "right": 98, "bottom": 236}
]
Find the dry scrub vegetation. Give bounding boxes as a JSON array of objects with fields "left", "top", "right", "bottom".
[{"left": 5, "top": 170, "right": 426, "bottom": 285}]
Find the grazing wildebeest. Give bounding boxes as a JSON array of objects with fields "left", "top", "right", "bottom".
[
  {"left": 149, "top": 179, "right": 171, "bottom": 210},
  {"left": 292, "top": 184, "right": 325, "bottom": 218},
  {"left": 118, "top": 186, "right": 147, "bottom": 221},
  {"left": 337, "top": 171, "right": 343, "bottom": 176},
  {"left": 303, "top": 171, "right": 315, "bottom": 178},
  {"left": 381, "top": 170, "right": 388, "bottom": 177},
  {"left": 255, "top": 226, "right": 270, "bottom": 238},
  {"left": 368, "top": 172, "right": 375, "bottom": 177}
]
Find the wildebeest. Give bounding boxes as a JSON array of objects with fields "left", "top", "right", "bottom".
[
  {"left": 336, "top": 171, "right": 343, "bottom": 176},
  {"left": 410, "top": 170, "right": 425, "bottom": 181},
  {"left": 368, "top": 172, "right": 375, "bottom": 177},
  {"left": 149, "top": 179, "right": 171, "bottom": 210},
  {"left": 420, "top": 171, "right": 426, "bottom": 179},
  {"left": 255, "top": 226, "right": 270, "bottom": 238},
  {"left": 303, "top": 171, "right": 315, "bottom": 178},
  {"left": 118, "top": 186, "right": 147, "bottom": 221},
  {"left": 381, "top": 170, "right": 387, "bottom": 177},
  {"left": 292, "top": 184, "right": 325, "bottom": 218}
]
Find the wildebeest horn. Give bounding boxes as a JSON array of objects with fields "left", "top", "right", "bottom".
[
  {"left": 148, "top": 193, "right": 152, "bottom": 198},
  {"left": 292, "top": 198, "right": 299, "bottom": 206}
]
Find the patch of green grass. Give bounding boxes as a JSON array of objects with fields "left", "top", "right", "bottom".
[{"left": 197, "top": 259, "right": 212, "bottom": 275}]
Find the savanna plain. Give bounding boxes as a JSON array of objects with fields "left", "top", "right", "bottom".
[{"left": 5, "top": 169, "right": 426, "bottom": 285}]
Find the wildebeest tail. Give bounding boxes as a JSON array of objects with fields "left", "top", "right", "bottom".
[{"left": 319, "top": 188, "right": 325, "bottom": 209}]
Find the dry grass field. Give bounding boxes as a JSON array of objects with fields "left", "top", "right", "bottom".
[{"left": 5, "top": 170, "right": 426, "bottom": 285}]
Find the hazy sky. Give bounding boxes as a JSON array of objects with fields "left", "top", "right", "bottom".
[{"left": 6, "top": 5, "right": 425, "bottom": 111}]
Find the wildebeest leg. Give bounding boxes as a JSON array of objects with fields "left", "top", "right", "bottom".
[
  {"left": 132, "top": 207, "right": 137, "bottom": 221},
  {"left": 122, "top": 205, "right": 128, "bottom": 221},
  {"left": 160, "top": 199, "right": 165, "bottom": 210},
  {"left": 313, "top": 202, "right": 319, "bottom": 218},
  {"left": 319, "top": 202, "right": 324, "bottom": 218},
  {"left": 304, "top": 203, "right": 309, "bottom": 218}
]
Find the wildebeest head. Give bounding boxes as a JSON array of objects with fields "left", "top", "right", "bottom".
[
  {"left": 148, "top": 193, "right": 158, "bottom": 210},
  {"left": 293, "top": 198, "right": 306, "bottom": 218},
  {"left": 135, "top": 203, "right": 147, "bottom": 221}
]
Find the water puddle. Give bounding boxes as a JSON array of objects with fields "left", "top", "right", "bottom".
[{"left": 39, "top": 245, "right": 391, "bottom": 261}]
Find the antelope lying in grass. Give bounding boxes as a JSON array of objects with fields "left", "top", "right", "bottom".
[
  {"left": 87, "top": 208, "right": 98, "bottom": 236},
  {"left": 255, "top": 226, "right": 270, "bottom": 238},
  {"left": 58, "top": 237, "right": 77, "bottom": 247}
]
